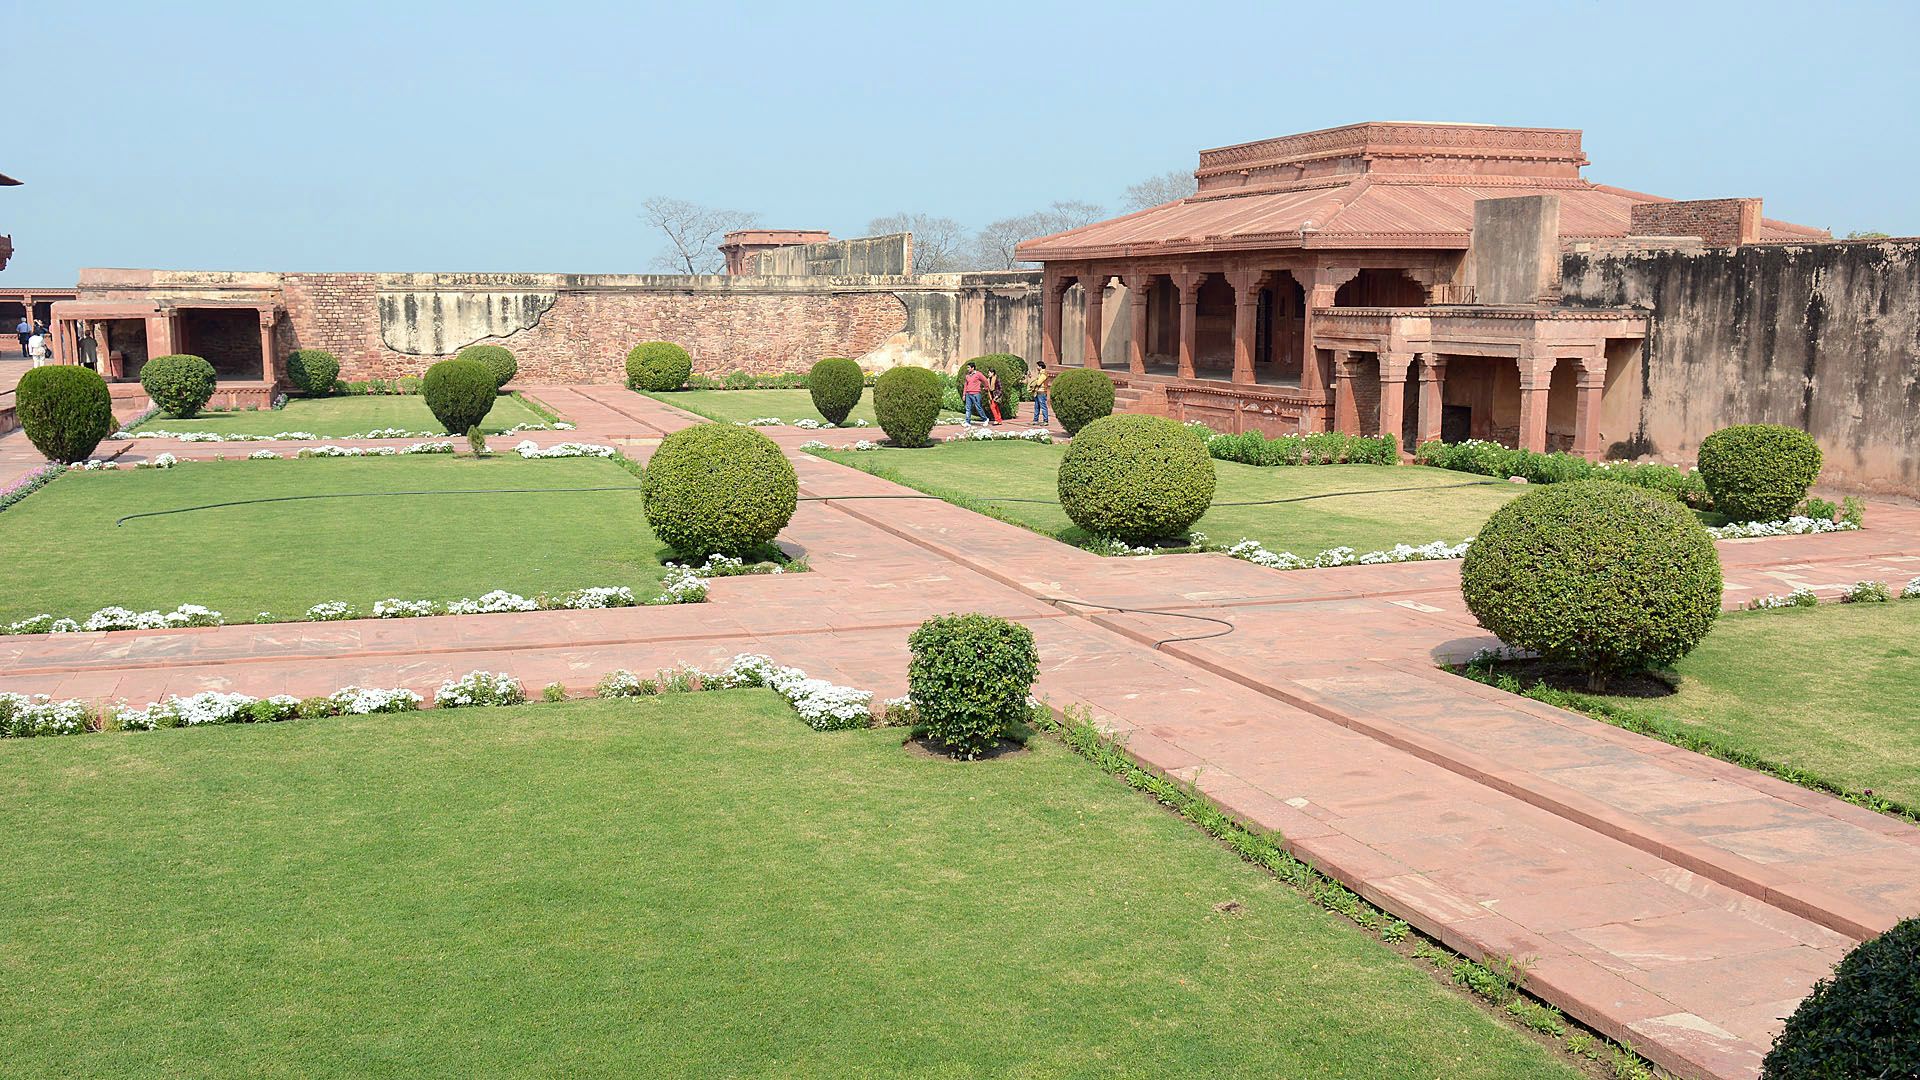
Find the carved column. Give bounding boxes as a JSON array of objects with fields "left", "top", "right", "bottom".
[
  {"left": 258, "top": 309, "right": 278, "bottom": 386},
  {"left": 1082, "top": 274, "right": 1105, "bottom": 369},
  {"left": 1379, "top": 351, "right": 1414, "bottom": 451},
  {"left": 1517, "top": 356, "right": 1554, "bottom": 453},
  {"left": 1332, "top": 350, "right": 1359, "bottom": 434},
  {"left": 1417, "top": 353, "right": 1447, "bottom": 446},
  {"left": 1124, "top": 274, "right": 1152, "bottom": 375},
  {"left": 1227, "top": 269, "right": 1271, "bottom": 385},
  {"left": 1040, "top": 271, "right": 1070, "bottom": 370},
  {"left": 1573, "top": 359, "right": 1606, "bottom": 460},
  {"left": 1171, "top": 272, "right": 1204, "bottom": 380},
  {"left": 93, "top": 322, "right": 114, "bottom": 379}
]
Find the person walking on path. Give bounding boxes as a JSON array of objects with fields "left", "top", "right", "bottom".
[
  {"left": 1029, "top": 361, "right": 1051, "bottom": 426},
  {"left": 983, "top": 368, "right": 1003, "bottom": 425},
  {"left": 15, "top": 317, "right": 30, "bottom": 358},
  {"left": 961, "top": 365, "right": 990, "bottom": 426},
  {"left": 27, "top": 330, "right": 48, "bottom": 367}
]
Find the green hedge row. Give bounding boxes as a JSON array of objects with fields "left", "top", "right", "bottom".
[
  {"left": 1415, "top": 439, "right": 1710, "bottom": 506},
  {"left": 1208, "top": 430, "right": 1397, "bottom": 467}
]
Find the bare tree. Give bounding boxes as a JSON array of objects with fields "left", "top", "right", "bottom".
[
  {"left": 642, "top": 196, "right": 757, "bottom": 275},
  {"left": 970, "top": 201, "right": 1110, "bottom": 270},
  {"left": 867, "top": 212, "right": 968, "bottom": 274},
  {"left": 1120, "top": 169, "right": 1197, "bottom": 211}
]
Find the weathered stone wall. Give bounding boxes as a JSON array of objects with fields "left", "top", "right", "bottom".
[
  {"left": 1627, "top": 199, "right": 1761, "bottom": 247},
  {"left": 1471, "top": 195, "right": 1561, "bottom": 304},
  {"left": 755, "top": 234, "right": 911, "bottom": 277},
  {"left": 1562, "top": 240, "right": 1920, "bottom": 495}
]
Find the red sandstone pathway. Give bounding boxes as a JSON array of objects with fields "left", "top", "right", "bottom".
[{"left": 3, "top": 384, "right": 1919, "bottom": 1080}]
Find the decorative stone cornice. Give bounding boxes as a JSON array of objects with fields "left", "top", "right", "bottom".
[{"left": 1196, "top": 122, "right": 1587, "bottom": 180}]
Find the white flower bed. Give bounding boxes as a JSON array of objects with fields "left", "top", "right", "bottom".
[
  {"left": 306, "top": 601, "right": 359, "bottom": 621},
  {"left": 138, "top": 453, "right": 179, "bottom": 469},
  {"left": 0, "top": 692, "right": 94, "bottom": 737},
  {"left": 738, "top": 417, "right": 870, "bottom": 429},
  {"left": 1707, "top": 516, "right": 1861, "bottom": 539},
  {"left": 947, "top": 427, "right": 1052, "bottom": 443},
  {"left": 433, "top": 670, "right": 525, "bottom": 708},
  {"left": 1748, "top": 586, "right": 1820, "bottom": 610},
  {"left": 329, "top": 685, "right": 423, "bottom": 714},
  {"left": 513, "top": 440, "right": 616, "bottom": 458},
  {"left": 117, "top": 691, "right": 292, "bottom": 730},
  {"left": 248, "top": 449, "right": 280, "bottom": 459},
  {"left": 797, "top": 439, "right": 828, "bottom": 450},
  {"left": 654, "top": 566, "right": 710, "bottom": 604},
  {"left": 121, "top": 423, "right": 566, "bottom": 443},
  {"left": 1840, "top": 580, "right": 1894, "bottom": 603},
  {"left": 445, "top": 590, "right": 539, "bottom": 614},
  {"left": 1222, "top": 537, "right": 1472, "bottom": 571},
  {"left": 596, "top": 670, "right": 655, "bottom": 698},
  {"left": 704, "top": 653, "right": 872, "bottom": 730},
  {"left": 295, "top": 442, "right": 454, "bottom": 458},
  {"left": 4, "top": 585, "right": 646, "bottom": 636},
  {"left": 69, "top": 459, "right": 120, "bottom": 471},
  {"left": 2, "top": 615, "right": 82, "bottom": 635},
  {"left": 372, "top": 598, "right": 438, "bottom": 618},
  {"left": 78, "top": 604, "right": 224, "bottom": 632},
  {"left": 1906, "top": 577, "right": 1920, "bottom": 599}
]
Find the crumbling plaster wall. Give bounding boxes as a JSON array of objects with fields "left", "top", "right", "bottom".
[{"left": 1561, "top": 240, "right": 1920, "bottom": 496}]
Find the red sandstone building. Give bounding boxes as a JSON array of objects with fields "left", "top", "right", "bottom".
[{"left": 1015, "top": 121, "right": 1826, "bottom": 458}]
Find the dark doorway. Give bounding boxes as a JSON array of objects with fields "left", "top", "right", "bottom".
[
  {"left": 177, "top": 308, "right": 263, "bottom": 380},
  {"left": 1442, "top": 404, "right": 1472, "bottom": 444}
]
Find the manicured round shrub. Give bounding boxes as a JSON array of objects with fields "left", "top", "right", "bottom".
[
  {"left": 420, "top": 358, "right": 498, "bottom": 435},
  {"left": 139, "top": 354, "right": 217, "bottom": 418},
  {"left": 642, "top": 423, "right": 798, "bottom": 558},
  {"left": 1697, "top": 423, "right": 1823, "bottom": 523},
  {"left": 1762, "top": 916, "right": 1919, "bottom": 1079},
  {"left": 626, "top": 341, "right": 693, "bottom": 392},
  {"left": 1057, "top": 414, "right": 1216, "bottom": 545},
  {"left": 958, "top": 353, "right": 1026, "bottom": 416},
  {"left": 16, "top": 365, "right": 113, "bottom": 463},
  {"left": 873, "top": 366, "right": 943, "bottom": 448},
  {"left": 457, "top": 344, "right": 518, "bottom": 389},
  {"left": 1460, "top": 480, "right": 1722, "bottom": 689},
  {"left": 1050, "top": 368, "right": 1115, "bottom": 436},
  {"left": 908, "top": 613, "right": 1039, "bottom": 760},
  {"left": 807, "top": 357, "right": 864, "bottom": 425},
  {"left": 285, "top": 349, "right": 341, "bottom": 397}
]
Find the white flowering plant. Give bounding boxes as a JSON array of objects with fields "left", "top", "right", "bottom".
[
  {"left": 1706, "top": 516, "right": 1861, "bottom": 539},
  {"left": 433, "top": 670, "right": 526, "bottom": 709},
  {"left": 328, "top": 685, "right": 423, "bottom": 714},
  {"left": 1748, "top": 586, "right": 1820, "bottom": 610},
  {"left": 305, "top": 601, "right": 359, "bottom": 621},
  {"left": 595, "top": 670, "right": 657, "bottom": 698},
  {"left": 1905, "top": 577, "right": 1920, "bottom": 599},
  {"left": 513, "top": 440, "right": 616, "bottom": 459},
  {"left": 704, "top": 653, "right": 873, "bottom": 730},
  {"left": 0, "top": 692, "right": 95, "bottom": 737},
  {"left": 1840, "top": 580, "right": 1893, "bottom": 604}
]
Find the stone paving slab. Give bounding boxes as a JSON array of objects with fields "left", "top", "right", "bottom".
[{"left": 3, "top": 382, "right": 1918, "bottom": 1080}]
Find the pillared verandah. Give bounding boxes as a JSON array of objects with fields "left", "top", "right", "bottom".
[{"left": 1015, "top": 121, "right": 1825, "bottom": 458}]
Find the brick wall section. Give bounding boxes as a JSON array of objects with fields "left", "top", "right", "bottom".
[
  {"left": 276, "top": 276, "right": 906, "bottom": 382},
  {"left": 1628, "top": 199, "right": 1761, "bottom": 246}
]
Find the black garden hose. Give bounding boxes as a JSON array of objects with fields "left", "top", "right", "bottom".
[{"left": 114, "top": 487, "right": 642, "bottom": 527}]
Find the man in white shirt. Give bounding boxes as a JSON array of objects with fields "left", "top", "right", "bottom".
[{"left": 27, "top": 331, "right": 47, "bottom": 366}]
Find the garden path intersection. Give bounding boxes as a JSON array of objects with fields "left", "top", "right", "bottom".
[{"left": 5, "top": 387, "right": 1920, "bottom": 1080}]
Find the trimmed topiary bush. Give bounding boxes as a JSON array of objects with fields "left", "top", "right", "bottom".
[
  {"left": 873, "top": 366, "right": 943, "bottom": 448},
  {"left": 139, "top": 354, "right": 217, "bottom": 418},
  {"left": 420, "top": 359, "right": 499, "bottom": 435},
  {"left": 958, "top": 353, "right": 1027, "bottom": 417},
  {"left": 626, "top": 342, "right": 693, "bottom": 392},
  {"left": 285, "top": 349, "right": 341, "bottom": 397},
  {"left": 642, "top": 423, "right": 798, "bottom": 558},
  {"left": 908, "top": 613, "right": 1039, "bottom": 759},
  {"left": 1050, "top": 368, "right": 1115, "bottom": 436},
  {"left": 1461, "top": 480, "right": 1722, "bottom": 689},
  {"left": 1058, "top": 414, "right": 1216, "bottom": 546},
  {"left": 16, "top": 365, "right": 114, "bottom": 463},
  {"left": 457, "top": 344, "right": 518, "bottom": 389},
  {"left": 807, "top": 357, "right": 864, "bottom": 425},
  {"left": 1697, "top": 423, "right": 1823, "bottom": 523},
  {"left": 1762, "top": 916, "right": 1919, "bottom": 1079}
]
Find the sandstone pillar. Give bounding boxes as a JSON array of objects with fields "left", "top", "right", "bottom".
[
  {"left": 1574, "top": 362, "right": 1606, "bottom": 460},
  {"left": 1517, "top": 357, "right": 1553, "bottom": 453},
  {"left": 1227, "top": 269, "right": 1270, "bottom": 385},
  {"left": 1040, "top": 272, "right": 1068, "bottom": 370},
  {"left": 1379, "top": 352, "right": 1413, "bottom": 450},
  {"left": 1082, "top": 275, "right": 1105, "bottom": 369},
  {"left": 1417, "top": 353, "right": 1447, "bottom": 446},
  {"left": 258, "top": 310, "right": 277, "bottom": 386},
  {"left": 93, "top": 322, "right": 114, "bottom": 379},
  {"left": 1125, "top": 274, "right": 1152, "bottom": 375},
  {"left": 1332, "top": 350, "right": 1359, "bottom": 434},
  {"left": 1172, "top": 272, "right": 1203, "bottom": 380}
]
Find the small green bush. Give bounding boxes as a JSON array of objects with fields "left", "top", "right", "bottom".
[
  {"left": 1762, "top": 916, "right": 1920, "bottom": 1080},
  {"left": 139, "top": 354, "right": 217, "bottom": 418},
  {"left": 420, "top": 359, "right": 498, "bottom": 434},
  {"left": 908, "top": 613, "right": 1039, "bottom": 759},
  {"left": 807, "top": 357, "right": 864, "bottom": 425},
  {"left": 16, "top": 365, "right": 114, "bottom": 463},
  {"left": 1697, "top": 423, "right": 1823, "bottom": 523},
  {"left": 626, "top": 342, "right": 693, "bottom": 392},
  {"left": 1461, "top": 480, "right": 1722, "bottom": 689},
  {"left": 1210, "top": 430, "right": 1396, "bottom": 467},
  {"left": 958, "top": 354, "right": 1027, "bottom": 416},
  {"left": 457, "top": 344, "right": 518, "bottom": 389},
  {"left": 1050, "top": 368, "right": 1115, "bottom": 436},
  {"left": 1414, "top": 439, "right": 1710, "bottom": 506},
  {"left": 1058, "top": 414, "right": 1216, "bottom": 545},
  {"left": 873, "top": 366, "right": 943, "bottom": 448},
  {"left": 285, "top": 349, "right": 341, "bottom": 396},
  {"left": 642, "top": 423, "right": 798, "bottom": 557}
]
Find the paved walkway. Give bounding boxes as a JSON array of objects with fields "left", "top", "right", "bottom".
[{"left": 4, "top": 383, "right": 1918, "bottom": 1080}]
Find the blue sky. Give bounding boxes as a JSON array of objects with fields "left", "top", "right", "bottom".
[{"left": 7, "top": 0, "right": 1915, "bottom": 284}]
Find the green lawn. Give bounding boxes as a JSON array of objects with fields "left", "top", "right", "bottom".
[
  {"left": 817, "top": 441, "right": 1522, "bottom": 555},
  {"left": 0, "top": 457, "right": 665, "bottom": 623},
  {"left": 1553, "top": 602, "right": 1920, "bottom": 807},
  {"left": 646, "top": 387, "right": 883, "bottom": 427},
  {"left": 134, "top": 394, "right": 547, "bottom": 436},
  {"left": 0, "top": 692, "right": 1579, "bottom": 1078}
]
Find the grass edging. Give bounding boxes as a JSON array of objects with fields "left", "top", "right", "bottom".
[
  {"left": 1453, "top": 661, "right": 1920, "bottom": 828},
  {"left": 1035, "top": 701, "right": 1676, "bottom": 1080},
  {"left": 511, "top": 390, "right": 569, "bottom": 428}
]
